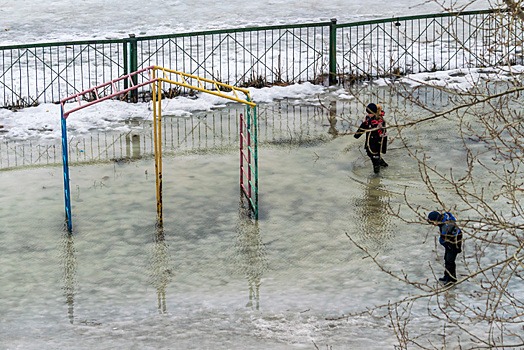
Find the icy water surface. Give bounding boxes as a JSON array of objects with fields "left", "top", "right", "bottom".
[
  {"left": 0, "top": 87, "right": 478, "bottom": 349},
  {"left": 0, "top": 142, "right": 421, "bottom": 349}
]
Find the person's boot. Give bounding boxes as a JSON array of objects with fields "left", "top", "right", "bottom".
[
  {"left": 379, "top": 159, "right": 389, "bottom": 167},
  {"left": 373, "top": 164, "right": 380, "bottom": 173},
  {"left": 438, "top": 276, "right": 448, "bottom": 282}
]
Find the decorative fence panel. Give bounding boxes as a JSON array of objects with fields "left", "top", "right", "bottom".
[
  {"left": 338, "top": 10, "right": 524, "bottom": 79},
  {"left": 132, "top": 23, "right": 329, "bottom": 93},
  {"left": 0, "top": 40, "right": 126, "bottom": 107}
]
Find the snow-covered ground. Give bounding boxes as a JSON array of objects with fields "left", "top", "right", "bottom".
[
  {"left": 3, "top": 65, "right": 524, "bottom": 144},
  {"left": 0, "top": 0, "right": 490, "bottom": 45}
]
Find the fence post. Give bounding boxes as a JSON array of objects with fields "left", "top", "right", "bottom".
[
  {"left": 123, "top": 39, "right": 129, "bottom": 88},
  {"left": 329, "top": 18, "right": 338, "bottom": 85},
  {"left": 126, "top": 33, "right": 138, "bottom": 102}
]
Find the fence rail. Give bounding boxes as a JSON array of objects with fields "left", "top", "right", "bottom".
[{"left": 0, "top": 9, "right": 523, "bottom": 108}]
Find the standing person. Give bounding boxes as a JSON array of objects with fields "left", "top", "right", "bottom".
[
  {"left": 354, "top": 103, "right": 388, "bottom": 174},
  {"left": 427, "top": 211, "right": 463, "bottom": 285}
]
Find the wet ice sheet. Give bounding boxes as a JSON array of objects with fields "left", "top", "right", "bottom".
[
  {"left": 0, "top": 132, "right": 454, "bottom": 349},
  {"left": 2, "top": 84, "right": 522, "bottom": 348}
]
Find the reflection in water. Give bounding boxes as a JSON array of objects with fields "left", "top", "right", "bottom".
[
  {"left": 2, "top": 84, "right": 452, "bottom": 171},
  {"left": 355, "top": 176, "right": 392, "bottom": 251},
  {"left": 125, "top": 119, "right": 142, "bottom": 160},
  {"left": 235, "top": 198, "right": 268, "bottom": 310},
  {"left": 60, "top": 232, "right": 77, "bottom": 324},
  {"left": 149, "top": 226, "right": 173, "bottom": 314},
  {"left": 328, "top": 101, "right": 339, "bottom": 136},
  {"left": 126, "top": 134, "right": 141, "bottom": 159}
]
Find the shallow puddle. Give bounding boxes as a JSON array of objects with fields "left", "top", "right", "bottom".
[{"left": 0, "top": 86, "right": 489, "bottom": 348}]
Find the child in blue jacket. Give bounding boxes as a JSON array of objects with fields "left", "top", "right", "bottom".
[{"left": 427, "top": 211, "right": 463, "bottom": 285}]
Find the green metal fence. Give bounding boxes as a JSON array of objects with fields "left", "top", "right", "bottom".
[
  {"left": 338, "top": 9, "right": 524, "bottom": 79},
  {"left": 0, "top": 40, "right": 126, "bottom": 107},
  {"left": 0, "top": 9, "right": 522, "bottom": 108}
]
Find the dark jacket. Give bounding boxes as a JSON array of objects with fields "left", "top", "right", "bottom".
[
  {"left": 437, "top": 212, "right": 462, "bottom": 253},
  {"left": 354, "top": 115, "right": 388, "bottom": 155}
]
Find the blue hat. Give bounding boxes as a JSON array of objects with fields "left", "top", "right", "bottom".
[
  {"left": 427, "top": 211, "right": 440, "bottom": 221},
  {"left": 366, "top": 103, "right": 378, "bottom": 114}
]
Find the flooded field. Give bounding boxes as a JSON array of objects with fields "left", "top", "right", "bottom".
[{"left": 0, "top": 85, "right": 501, "bottom": 349}]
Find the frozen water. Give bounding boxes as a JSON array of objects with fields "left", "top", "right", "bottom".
[{"left": 3, "top": 82, "right": 517, "bottom": 348}]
